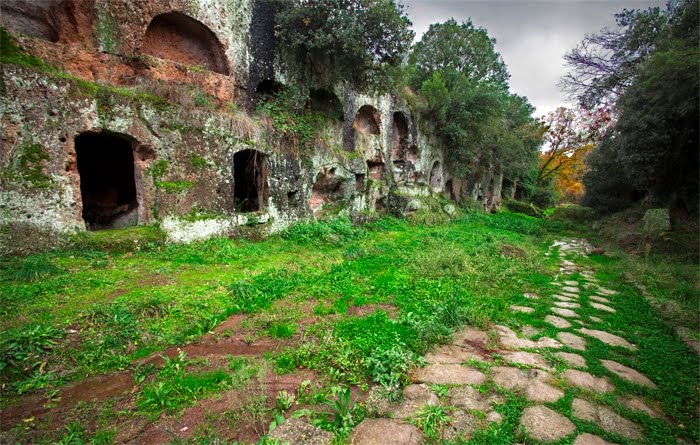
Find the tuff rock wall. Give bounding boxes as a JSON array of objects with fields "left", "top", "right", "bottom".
[{"left": 0, "top": 0, "right": 502, "bottom": 255}]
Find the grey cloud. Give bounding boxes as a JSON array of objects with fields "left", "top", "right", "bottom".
[{"left": 402, "top": 0, "right": 666, "bottom": 116}]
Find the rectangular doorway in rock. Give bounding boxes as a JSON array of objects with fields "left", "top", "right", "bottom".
[
  {"left": 233, "top": 149, "right": 268, "bottom": 212},
  {"left": 76, "top": 132, "right": 139, "bottom": 231}
]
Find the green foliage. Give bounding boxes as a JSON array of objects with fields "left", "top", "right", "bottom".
[
  {"left": 0, "top": 324, "right": 64, "bottom": 393},
  {"left": 270, "top": 0, "right": 414, "bottom": 92},
  {"left": 409, "top": 19, "right": 509, "bottom": 89},
  {"left": 69, "top": 225, "right": 167, "bottom": 253},
  {"left": 503, "top": 200, "right": 543, "bottom": 218},
  {"left": 155, "top": 180, "right": 195, "bottom": 193},
  {"left": 582, "top": 1, "right": 699, "bottom": 212},
  {"left": 258, "top": 87, "right": 315, "bottom": 148},
  {"left": 190, "top": 154, "right": 208, "bottom": 168},
  {"left": 413, "top": 404, "right": 451, "bottom": 441},
  {"left": 4, "top": 255, "right": 62, "bottom": 282},
  {"left": 2, "top": 141, "right": 53, "bottom": 188},
  {"left": 320, "top": 386, "right": 361, "bottom": 434},
  {"left": 408, "top": 21, "right": 541, "bottom": 180},
  {"left": 547, "top": 204, "right": 597, "bottom": 224},
  {"left": 281, "top": 216, "right": 364, "bottom": 245},
  {"left": 0, "top": 27, "right": 46, "bottom": 68}
]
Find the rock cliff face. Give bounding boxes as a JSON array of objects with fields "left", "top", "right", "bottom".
[{"left": 0, "top": 0, "right": 502, "bottom": 253}]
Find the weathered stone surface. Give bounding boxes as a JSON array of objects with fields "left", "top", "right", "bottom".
[
  {"left": 524, "top": 292, "right": 539, "bottom": 299},
  {"left": 562, "top": 286, "right": 580, "bottom": 293},
  {"left": 596, "top": 287, "right": 618, "bottom": 296},
  {"left": 451, "top": 326, "right": 489, "bottom": 346},
  {"left": 557, "top": 332, "right": 587, "bottom": 351},
  {"left": 600, "top": 360, "right": 656, "bottom": 388},
  {"left": 521, "top": 325, "right": 541, "bottom": 338},
  {"left": 572, "top": 398, "right": 643, "bottom": 439},
  {"left": 589, "top": 295, "right": 611, "bottom": 304},
  {"left": 525, "top": 378, "right": 565, "bottom": 403},
  {"left": 520, "top": 406, "right": 575, "bottom": 442},
  {"left": 442, "top": 411, "right": 479, "bottom": 441},
  {"left": 576, "top": 328, "right": 637, "bottom": 350},
  {"left": 494, "top": 325, "right": 562, "bottom": 349},
  {"left": 564, "top": 280, "right": 579, "bottom": 286},
  {"left": 589, "top": 316, "right": 603, "bottom": 323},
  {"left": 553, "top": 352, "right": 587, "bottom": 368},
  {"left": 562, "top": 370, "right": 614, "bottom": 393},
  {"left": 447, "top": 385, "right": 503, "bottom": 411},
  {"left": 492, "top": 367, "right": 562, "bottom": 402},
  {"left": 551, "top": 307, "right": 579, "bottom": 318},
  {"left": 269, "top": 418, "right": 334, "bottom": 445},
  {"left": 492, "top": 366, "right": 532, "bottom": 390},
  {"left": 412, "top": 364, "right": 486, "bottom": 385},
  {"left": 555, "top": 301, "right": 581, "bottom": 309},
  {"left": 573, "top": 433, "right": 618, "bottom": 445},
  {"left": 617, "top": 395, "right": 662, "bottom": 418},
  {"left": 390, "top": 384, "right": 440, "bottom": 419},
  {"left": 590, "top": 302, "right": 616, "bottom": 313},
  {"left": 486, "top": 411, "right": 503, "bottom": 423},
  {"left": 560, "top": 291, "right": 581, "bottom": 298},
  {"left": 424, "top": 344, "right": 487, "bottom": 365},
  {"left": 502, "top": 351, "right": 551, "bottom": 369},
  {"left": 553, "top": 294, "right": 577, "bottom": 302},
  {"left": 510, "top": 305, "right": 535, "bottom": 314},
  {"left": 545, "top": 315, "right": 572, "bottom": 329},
  {"left": 351, "top": 418, "right": 423, "bottom": 445}
]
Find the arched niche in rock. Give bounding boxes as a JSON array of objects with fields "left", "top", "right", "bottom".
[
  {"left": 75, "top": 131, "right": 141, "bottom": 231},
  {"left": 307, "top": 89, "right": 343, "bottom": 122},
  {"left": 233, "top": 149, "right": 269, "bottom": 212},
  {"left": 390, "top": 112, "right": 408, "bottom": 160},
  {"left": 142, "top": 12, "right": 229, "bottom": 75},
  {"left": 429, "top": 161, "right": 443, "bottom": 190}
]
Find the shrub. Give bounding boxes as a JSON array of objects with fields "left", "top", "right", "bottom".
[
  {"left": 503, "top": 199, "right": 542, "bottom": 218},
  {"left": 547, "top": 204, "right": 597, "bottom": 225}
]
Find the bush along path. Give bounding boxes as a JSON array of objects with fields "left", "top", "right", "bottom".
[{"left": 277, "top": 238, "right": 697, "bottom": 445}]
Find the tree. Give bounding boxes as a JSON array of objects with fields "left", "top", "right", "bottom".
[
  {"left": 582, "top": 0, "right": 699, "bottom": 212},
  {"left": 561, "top": 5, "right": 669, "bottom": 109},
  {"left": 270, "top": 0, "right": 414, "bottom": 92},
  {"left": 408, "top": 19, "right": 534, "bottom": 182},
  {"left": 536, "top": 107, "right": 610, "bottom": 188},
  {"left": 409, "top": 19, "right": 510, "bottom": 90}
]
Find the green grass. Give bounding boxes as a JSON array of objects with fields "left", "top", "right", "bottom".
[{"left": 0, "top": 211, "right": 697, "bottom": 444}]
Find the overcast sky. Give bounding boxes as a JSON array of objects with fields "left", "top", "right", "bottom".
[{"left": 402, "top": 0, "right": 666, "bottom": 117}]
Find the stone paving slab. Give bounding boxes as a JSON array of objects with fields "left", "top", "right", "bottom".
[
  {"left": 553, "top": 294, "right": 577, "bottom": 302},
  {"left": 269, "top": 418, "right": 334, "bottom": 445},
  {"left": 351, "top": 418, "right": 423, "bottom": 445},
  {"left": 424, "top": 344, "right": 488, "bottom": 365},
  {"left": 524, "top": 292, "right": 539, "bottom": 299},
  {"left": 572, "top": 398, "right": 643, "bottom": 439},
  {"left": 617, "top": 395, "right": 662, "bottom": 418},
  {"left": 576, "top": 328, "right": 637, "bottom": 350},
  {"left": 590, "top": 302, "right": 616, "bottom": 313},
  {"left": 590, "top": 295, "right": 611, "bottom": 304},
  {"left": 520, "top": 406, "right": 575, "bottom": 442},
  {"left": 562, "top": 286, "right": 580, "bottom": 293},
  {"left": 555, "top": 302, "right": 581, "bottom": 309},
  {"left": 502, "top": 351, "right": 551, "bottom": 369},
  {"left": 600, "top": 360, "right": 656, "bottom": 388},
  {"left": 551, "top": 307, "right": 579, "bottom": 318},
  {"left": 494, "top": 325, "right": 562, "bottom": 349},
  {"left": 560, "top": 291, "right": 581, "bottom": 298},
  {"left": 564, "top": 280, "right": 579, "bottom": 286},
  {"left": 510, "top": 305, "right": 535, "bottom": 314},
  {"left": 545, "top": 315, "right": 572, "bottom": 328},
  {"left": 553, "top": 351, "right": 587, "bottom": 368},
  {"left": 447, "top": 385, "right": 503, "bottom": 411},
  {"left": 562, "top": 369, "right": 615, "bottom": 393},
  {"left": 557, "top": 332, "right": 587, "bottom": 351},
  {"left": 412, "top": 363, "right": 486, "bottom": 385},
  {"left": 573, "top": 433, "right": 618, "bottom": 445}
]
